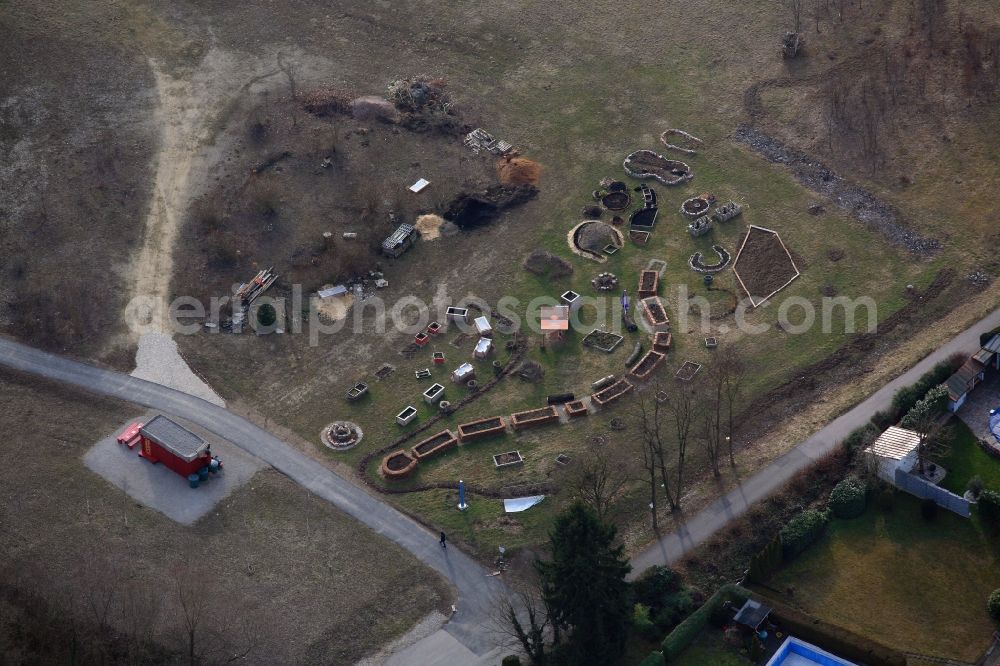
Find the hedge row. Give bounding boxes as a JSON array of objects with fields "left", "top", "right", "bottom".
[
  {"left": 659, "top": 584, "right": 749, "bottom": 661},
  {"left": 872, "top": 357, "right": 962, "bottom": 430},
  {"left": 762, "top": 594, "right": 907, "bottom": 666},
  {"left": 780, "top": 509, "right": 830, "bottom": 560},
  {"left": 829, "top": 476, "right": 867, "bottom": 519}
]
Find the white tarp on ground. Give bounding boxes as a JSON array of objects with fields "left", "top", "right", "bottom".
[{"left": 504, "top": 495, "right": 545, "bottom": 513}]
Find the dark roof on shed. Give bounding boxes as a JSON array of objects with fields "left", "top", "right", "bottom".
[
  {"left": 733, "top": 599, "right": 772, "bottom": 630},
  {"left": 947, "top": 358, "right": 985, "bottom": 400},
  {"left": 140, "top": 415, "right": 208, "bottom": 462}
]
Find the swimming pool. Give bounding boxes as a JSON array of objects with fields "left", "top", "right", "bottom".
[{"left": 764, "top": 636, "right": 858, "bottom": 666}]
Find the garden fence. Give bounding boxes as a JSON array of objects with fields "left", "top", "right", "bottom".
[{"left": 894, "top": 469, "right": 971, "bottom": 518}]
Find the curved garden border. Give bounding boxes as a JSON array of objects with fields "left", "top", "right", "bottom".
[
  {"left": 689, "top": 245, "right": 732, "bottom": 273},
  {"left": 623, "top": 149, "right": 693, "bottom": 186},
  {"left": 660, "top": 128, "right": 703, "bottom": 155}
]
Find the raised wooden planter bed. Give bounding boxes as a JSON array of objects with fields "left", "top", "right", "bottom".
[
  {"left": 493, "top": 450, "right": 524, "bottom": 468},
  {"left": 510, "top": 405, "right": 560, "bottom": 431},
  {"left": 564, "top": 400, "right": 589, "bottom": 418},
  {"left": 381, "top": 450, "right": 418, "bottom": 479},
  {"left": 640, "top": 296, "right": 670, "bottom": 327},
  {"left": 591, "top": 378, "right": 635, "bottom": 407},
  {"left": 652, "top": 331, "right": 672, "bottom": 351},
  {"left": 630, "top": 350, "right": 666, "bottom": 380},
  {"left": 638, "top": 270, "right": 659, "bottom": 299},
  {"left": 457, "top": 416, "right": 507, "bottom": 442},
  {"left": 410, "top": 429, "right": 458, "bottom": 461}
]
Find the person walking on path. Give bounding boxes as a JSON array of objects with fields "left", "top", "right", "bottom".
[{"left": 439, "top": 531, "right": 447, "bottom": 549}]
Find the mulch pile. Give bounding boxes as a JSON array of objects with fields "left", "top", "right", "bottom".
[{"left": 497, "top": 156, "right": 541, "bottom": 186}]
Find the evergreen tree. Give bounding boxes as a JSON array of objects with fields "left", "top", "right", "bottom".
[{"left": 536, "top": 502, "right": 632, "bottom": 665}]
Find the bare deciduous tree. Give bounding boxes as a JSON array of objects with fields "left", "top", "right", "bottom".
[
  {"left": 637, "top": 385, "right": 695, "bottom": 516},
  {"left": 490, "top": 582, "right": 552, "bottom": 665},
  {"left": 785, "top": 0, "right": 805, "bottom": 32},
  {"left": 568, "top": 443, "right": 631, "bottom": 523}
]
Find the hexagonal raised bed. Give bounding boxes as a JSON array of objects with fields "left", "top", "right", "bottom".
[
  {"left": 564, "top": 400, "right": 589, "bottom": 418},
  {"left": 591, "top": 378, "right": 635, "bottom": 407},
  {"left": 457, "top": 416, "right": 507, "bottom": 442},
  {"left": 410, "top": 429, "right": 458, "bottom": 461},
  {"left": 510, "top": 406, "right": 560, "bottom": 431},
  {"left": 630, "top": 349, "right": 666, "bottom": 380},
  {"left": 381, "top": 450, "right": 418, "bottom": 479},
  {"left": 493, "top": 450, "right": 524, "bottom": 468}
]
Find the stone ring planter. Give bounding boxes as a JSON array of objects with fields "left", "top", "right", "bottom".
[
  {"left": 601, "top": 191, "right": 631, "bottom": 211},
  {"left": 681, "top": 196, "right": 711, "bottom": 219},
  {"left": 321, "top": 421, "right": 364, "bottom": 451},
  {"left": 381, "top": 450, "right": 418, "bottom": 479},
  {"left": 458, "top": 416, "right": 507, "bottom": 442},
  {"left": 510, "top": 405, "right": 560, "bottom": 431}
]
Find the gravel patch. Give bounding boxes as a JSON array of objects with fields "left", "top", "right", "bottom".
[
  {"left": 733, "top": 124, "right": 940, "bottom": 256},
  {"left": 132, "top": 332, "right": 225, "bottom": 406}
]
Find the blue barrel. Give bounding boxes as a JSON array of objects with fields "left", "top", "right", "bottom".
[
  {"left": 198, "top": 467, "right": 210, "bottom": 481},
  {"left": 209, "top": 458, "right": 221, "bottom": 472},
  {"left": 188, "top": 474, "right": 200, "bottom": 488}
]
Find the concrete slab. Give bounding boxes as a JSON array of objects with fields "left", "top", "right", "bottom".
[
  {"left": 958, "top": 370, "right": 1000, "bottom": 442},
  {"left": 382, "top": 628, "right": 508, "bottom": 666},
  {"left": 83, "top": 411, "right": 266, "bottom": 525}
]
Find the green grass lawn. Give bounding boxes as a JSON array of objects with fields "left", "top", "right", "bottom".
[
  {"left": 940, "top": 419, "right": 1000, "bottom": 495},
  {"left": 759, "top": 494, "right": 1000, "bottom": 661},
  {"left": 668, "top": 630, "right": 753, "bottom": 666}
]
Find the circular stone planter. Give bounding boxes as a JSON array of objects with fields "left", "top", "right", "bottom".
[
  {"left": 320, "top": 421, "right": 364, "bottom": 451},
  {"left": 601, "top": 191, "right": 632, "bottom": 211},
  {"left": 467, "top": 379, "right": 479, "bottom": 391},
  {"left": 439, "top": 400, "right": 453, "bottom": 413},
  {"left": 681, "top": 196, "right": 710, "bottom": 218}
]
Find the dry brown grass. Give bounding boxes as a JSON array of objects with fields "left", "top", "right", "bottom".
[{"left": 0, "top": 369, "right": 449, "bottom": 663}]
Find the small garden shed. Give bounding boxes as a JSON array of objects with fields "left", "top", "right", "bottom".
[{"left": 865, "top": 426, "right": 921, "bottom": 484}]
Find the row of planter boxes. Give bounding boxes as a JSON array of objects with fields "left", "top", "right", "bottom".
[{"left": 510, "top": 405, "right": 561, "bottom": 431}]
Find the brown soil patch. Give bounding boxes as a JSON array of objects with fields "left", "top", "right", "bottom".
[
  {"left": 413, "top": 213, "right": 445, "bottom": 241},
  {"left": 496, "top": 156, "right": 541, "bottom": 186},
  {"left": 732, "top": 226, "right": 800, "bottom": 305}
]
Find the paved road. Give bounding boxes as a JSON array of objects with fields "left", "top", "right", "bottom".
[
  {"left": 630, "top": 305, "right": 1000, "bottom": 575},
  {"left": 0, "top": 338, "right": 504, "bottom": 660}
]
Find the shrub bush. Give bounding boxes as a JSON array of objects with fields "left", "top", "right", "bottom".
[
  {"left": 632, "top": 603, "right": 660, "bottom": 642},
  {"left": 256, "top": 303, "right": 277, "bottom": 327},
  {"left": 978, "top": 489, "right": 1000, "bottom": 525},
  {"left": 988, "top": 589, "right": 1000, "bottom": 621},
  {"left": 637, "top": 653, "right": 665, "bottom": 666},
  {"left": 781, "top": 509, "right": 830, "bottom": 560},
  {"left": 921, "top": 498, "right": 938, "bottom": 521},
  {"left": 883, "top": 359, "right": 962, "bottom": 426},
  {"left": 842, "top": 423, "right": 879, "bottom": 452},
  {"left": 901, "top": 384, "right": 949, "bottom": 430},
  {"left": 501, "top": 657, "right": 522, "bottom": 666},
  {"left": 631, "top": 566, "right": 694, "bottom": 632},
  {"left": 967, "top": 475, "right": 984, "bottom": 499},
  {"left": 660, "top": 585, "right": 749, "bottom": 660},
  {"left": 829, "top": 476, "right": 867, "bottom": 519},
  {"left": 876, "top": 488, "right": 895, "bottom": 512}
]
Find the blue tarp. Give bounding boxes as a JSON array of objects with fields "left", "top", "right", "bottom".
[{"left": 990, "top": 408, "right": 1000, "bottom": 444}]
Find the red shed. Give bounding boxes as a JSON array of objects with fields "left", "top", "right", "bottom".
[{"left": 138, "top": 415, "right": 212, "bottom": 477}]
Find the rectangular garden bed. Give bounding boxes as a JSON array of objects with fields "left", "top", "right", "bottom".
[
  {"left": 582, "top": 329, "right": 625, "bottom": 353},
  {"left": 591, "top": 378, "right": 635, "bottom": 406},
  {"left": 652, "top": 331, "right": 672, "bottom": 350},
  {"left": 640, "top": 296, "right": 669, "bottom": 327},
  {"left": 510, "top": 405, "right": 560, "bottom": 431},
  {"left": 675, "top": 361, "right": 702, "bottom": 381},
  {"left": 638, "top": 270, "right": 659, "bottom": 299},
  {"left": 410, "top": 429, "right": 458, "bottom": 461},
  {"left": 422, "top": 383, "right": 445, "bottom": 405},
  {"left": 493, "top": 450, "right": 524, "bottom": 468},
  {"left": 629, "top": 349, "right": 666, "bottom": 380},
  {"left": 564, "top": 400, "right": 589, "bottom": 418},
  {"left": 395, "top": 405, "right": 418, "bottom": 426},
  {"left": 457, "top": 416, "right": 507, "bottom": 442},
  {"left": 346, "top": 382, "right": 368, "bottom": 401}
]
